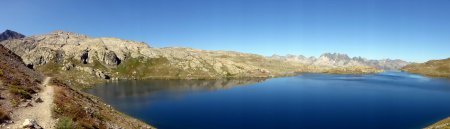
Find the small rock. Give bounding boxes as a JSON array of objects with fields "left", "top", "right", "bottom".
[
  {"left": 19, "top": 102, "right": 33, "bottom": 107},
  {"left": 35, "top": 98, "right": 43, "bottom": 103},
  {"left": 21, "top": 119, "right": 42, "bottom": 129}
]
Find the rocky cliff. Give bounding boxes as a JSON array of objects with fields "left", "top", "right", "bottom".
[
  {"left": 270, "top": 53, "right": 410, "bottom": 70},
  {"left": 401, "top": 58, "right": 450, "bottom": 78}
]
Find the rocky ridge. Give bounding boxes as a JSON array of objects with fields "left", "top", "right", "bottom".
[
  {"left": 270, "top": 53, "right": 410, "bottom": 70},
  {"left": 0, "top": 30, "right": 383, "bottom": 87}
]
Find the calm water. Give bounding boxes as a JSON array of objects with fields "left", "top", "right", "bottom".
[{"left": 87, "top": 72, "right": 450, "bottom": 129}]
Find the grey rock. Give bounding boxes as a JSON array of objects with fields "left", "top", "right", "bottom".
[
  {"left": 35, "top": 98, "right": 43, "bottom": 103},
  {"left": 21, "top": 119, "right": 42, "bottom": 129}
]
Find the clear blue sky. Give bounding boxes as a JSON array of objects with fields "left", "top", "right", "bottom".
[{"left": 1, "top": 0, "right": 449, "bottom": 62}]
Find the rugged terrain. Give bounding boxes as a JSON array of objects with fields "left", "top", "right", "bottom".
[
  {"left": 401, "top": 58, "right": 450, "bottom": 78},
  {"left": 0, "top": 42, "right": 43, "bottom": 125},
  {"left": 270, "top": 53, "right": 410, "bottom": 70},
  {"left": 0, "top": 31, "right": 382, "bottom": 87},
  {"left": 0, "top": 42, "right": 153, "bottom": 128}
]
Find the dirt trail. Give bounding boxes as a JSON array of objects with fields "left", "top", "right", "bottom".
[{"left": 6, "top": 77, "right": 56, "bottom": 129}]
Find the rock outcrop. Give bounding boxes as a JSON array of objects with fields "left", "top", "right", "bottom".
[
  {"left": 21, "top": 119, "right": 42, "bottom": 129},
  {"left": 270, "top": 53, "right": 410, "bottom": 70}
]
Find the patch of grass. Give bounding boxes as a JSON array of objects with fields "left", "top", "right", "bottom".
[
  {"left": 52, "top": 79, "right": 153, "bottom": 129},
  {"left": 56, "top": 117, "right": 74, "bottom": 129},
  {"left": 8, "top": 85, "right": 32, "bottom": 99},
  {"left": 114, "top": 57, "right": 180, "bottom": 78},
  {"left": 53, "top": 85, "right": 104, "bottom": 129}
]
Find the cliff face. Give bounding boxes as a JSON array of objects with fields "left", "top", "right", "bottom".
[
  {"left": 270, "top": 53, "right": 410, "bottom": 70},
  {"left": 401, "top": 58, "right": 450, "bottom": 78}
]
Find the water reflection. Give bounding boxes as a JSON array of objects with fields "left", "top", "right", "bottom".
[
  {"left": 86, "top": 72, "right": 450, "bottom": 129},
  {"left": 87, "top": 78, "right": 268, "bottom": 107}
]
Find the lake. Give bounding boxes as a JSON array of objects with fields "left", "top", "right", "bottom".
[{"left": 87, "top": 72, "right": 450, "bottom": 129}]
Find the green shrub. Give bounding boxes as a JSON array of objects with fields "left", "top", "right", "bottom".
[
  {"left": 8, "top": 85, "right": 32, "bottom": 99},
  {"left": 56, "top": 117, "right": 74, "bottom": 129}
]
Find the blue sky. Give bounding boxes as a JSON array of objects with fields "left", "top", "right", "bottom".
[{"left": 1, "top": 0, "right": 449, "bottom": 62}]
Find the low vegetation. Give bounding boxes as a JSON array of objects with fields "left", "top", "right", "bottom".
[
  {"left": 0, "top": 45, "right": 43, "bottom": 124},
  {"left": 0, "top": 109, "right": 10, "bottom": 123},
  {"left": 52, "top": 79, "right": 153, "bottom": 129},
  {"left": 55, "top": 117, "right": 74, "bottom": 129},
  {"left": 323, "top": 66, "right": 384, "bottom": 74},
  {"left": 401, "top": 58, "right": 450, "bottom": 78}
]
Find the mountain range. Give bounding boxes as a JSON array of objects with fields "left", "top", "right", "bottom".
[
  {"left": 0, "top": 30, "right": 382, "bottom": 87},
  {"left": 270, "top": 53, "right": 410, "bottom": 70}
]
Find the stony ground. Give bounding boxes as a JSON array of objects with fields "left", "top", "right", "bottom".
[{"left": 6, "top": 77, "right": 56, "bottom": 129}]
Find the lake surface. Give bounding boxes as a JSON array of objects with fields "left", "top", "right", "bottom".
[{"left": 87, "top": 72, "right": 450, "bottom": 129}]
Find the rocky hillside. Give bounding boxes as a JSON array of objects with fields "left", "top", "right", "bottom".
[
  {"left": 0, "top": 43, "right": 153, "bottom": 128},
  {"left": 0, "top": 31, "right": 383, "bottom": 87},
  {"left": 0, "top": 30, "right": 25, "bottom": 42},
  {"left": 0, "top": 31, "right": 301, "bottom": 81},
  {"left": 401, "top": 58, "right": 450, "bottom": 78},
  {"left": 0, "top": 44, "right": 43, "bottom": 124},
  {"left": 270, "top": 53, "right": 410, "bottom": 70}
]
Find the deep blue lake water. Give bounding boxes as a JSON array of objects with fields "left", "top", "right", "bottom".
[{"left": 87, "top": 72, "right": 450, "bottom": 129}]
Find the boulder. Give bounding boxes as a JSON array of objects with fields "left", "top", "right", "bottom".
[
  {"left": 35, "top": 97, "right": 43, "bottom": 103},
  {"left": 21, "top": 119, "right": 42, "bottom": 129}
]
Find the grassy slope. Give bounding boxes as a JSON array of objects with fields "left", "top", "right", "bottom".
[
  {"left": 52, "top": 79, "right": 153, "bottom": 129},
  {"left": 401, "top": 58, "right": 450, "bottom": 78}
]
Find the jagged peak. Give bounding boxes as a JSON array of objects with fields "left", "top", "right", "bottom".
[{"left": 319, "top": 53, "right": 350, "bottom": 60}]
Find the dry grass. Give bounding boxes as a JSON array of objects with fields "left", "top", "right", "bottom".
[
  {"left": 402, "top": 58, "right": 450, "bottom": 78},
  {"left": 52, "top": 79, "right": 153, "bottom": 129},
  {"left": 0, "top": 108, "right": 10, "bottom": 123},
  {"left": 0, "top": 45, "right": 43, "bottom": 118}
]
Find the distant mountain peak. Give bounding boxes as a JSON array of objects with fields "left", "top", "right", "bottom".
[
  {"left": 0, "top": 29, "right": 25, "bottom": 42},
  {"left": 320, "top": 53, "right": 351, "bottom": 60},
  {"left": 269, "top": 52, "right": 410, "bottom": 70}
]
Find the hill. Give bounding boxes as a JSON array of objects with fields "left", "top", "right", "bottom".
[{"left": 401, "top": 58, "right": 450, "bottom": 78}]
